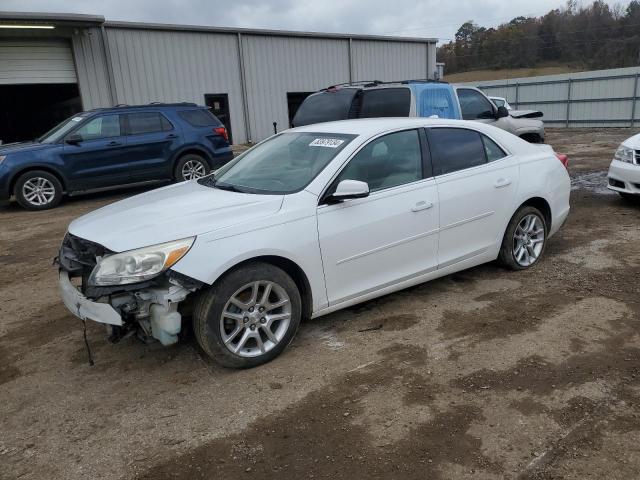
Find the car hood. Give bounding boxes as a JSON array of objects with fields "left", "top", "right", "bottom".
[
  {"left": 510, "top": 109, "right": 543, "bottom": 119},
  {"left": 68, "top": 181, "right": 284, "bottom": 252},
  {"left": 622, "top": 133, "right": 640, "bottom": 149},
  {"left": 0, "top": 141, "right": 52, "bottom": 155}
]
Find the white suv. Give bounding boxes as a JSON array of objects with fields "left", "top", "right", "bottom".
[{"left": 58, "top": 118, "right": 570, "bottom": 368}]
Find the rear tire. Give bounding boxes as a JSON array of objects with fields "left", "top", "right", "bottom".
[
  {"left": 498, "top": 206, "right": 547, "bottom": 270},
  {"left": 193, "top": 262, "right": 302, "bottom": 368},
  {"left": 174, "top": 154, "right": 210, "bottom": 182},
  {"left": 14, "top": 170, "right": 63, "bottom": 210}
]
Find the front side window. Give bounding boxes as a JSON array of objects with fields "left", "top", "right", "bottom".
[
  {"left": 492, "top": 98, "right": 506, "bottom": 108},
  {"left": 359, "top": 88, "right": 411, "bottom": 118},
  {"left": 73, "top": 115, "right": 121, "bottom": 141},
  {"left": 126, "top": 112, "right": 173, "bottom": 135},
  {"left": 208, "top": 132, "right": 356, "bottom": 194},
  {"left": 429, "top": 128, "right": 486, "bottom": 175},
  {"left": 334, "top": 129, "right": 422, "bottom": 192},
  {"left": 458, "top": 89, "right": 495, "bottom": 120}
]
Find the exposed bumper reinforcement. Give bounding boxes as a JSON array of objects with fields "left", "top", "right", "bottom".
[{"left": 58, "top": 270, "right": 123, "bottom": 326}]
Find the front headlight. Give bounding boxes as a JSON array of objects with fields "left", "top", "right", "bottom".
[
  {"left": 89, "top": 237, "right": 195, "bottom": 286},
  {"left": 614, "top": 145, "right": 635, "bottom": 164}
]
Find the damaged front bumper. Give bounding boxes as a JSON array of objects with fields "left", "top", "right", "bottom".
[{"left": 57, "top": 233, "right": 203, "bottom": 346}]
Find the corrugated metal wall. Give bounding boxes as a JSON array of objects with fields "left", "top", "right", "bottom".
[
  {"left": 241, "top": 35, "right": 350, "bottom": 142},
  {"left": 463, "top": 66, "right": 640, "bottom": 127},
  {"left": 102, "top": 28, "right": 247, "bottom": 143},
  {"left": 0, "top": 38, "right": 77, "bottom": 85},
  {"left": 71, "top": 29, "right": 112, "bottom": 109},
  {"left": 71, "top": 25, "right": 436, "bottom": 143},
  {"left": 351, "top": 40, "right": 429, "bottom": 82}
]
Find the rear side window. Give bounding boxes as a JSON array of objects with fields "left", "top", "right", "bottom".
[
  {"left": 179, "top": 109, "right": 220, "bottom": 127},
  {"left": 429, "top": 128, "right": 486, "bottom": 175},
  {"left": 457, "top": 89, "right": 495, "bottom": 120},
  {"left": 482, "top": 135, "right": 507, "bottom": 161},
  {"left": 360, "top": 88, "right": 411, "bottom": 118},
  {"left": 126, "top": 112, "right": 173, "bottom": 135},
  {"left": 292, "top": 89, "right": 360, "bottom": 127}
]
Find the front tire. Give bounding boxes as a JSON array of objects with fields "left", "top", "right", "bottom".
[
  {"left": 498, "top": 206, "right": 547, "bottom": 270},
  {"left": 619, "top": 192, "right": 639, "bottom": 202},
  {"left": 14, "top": 170, "right": 63, "bottom": 210},
  {"left": 174, "top": 154, "right": 210, "bottom": 182},
  {"left": 193, "top": 262, "right": 302, "bottom": 368}
]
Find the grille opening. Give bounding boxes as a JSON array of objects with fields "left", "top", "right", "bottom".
[{"left": 609, "top": 178, "right": 625, "bottom": 189}]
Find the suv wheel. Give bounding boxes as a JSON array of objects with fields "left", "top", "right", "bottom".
[
  {"left": 193, "top": 262, "right": 302, "bottom": 368},
  {"left": 175, "top": 154, "right": 210, "bottom": 181},
  {"left": 14, "top": 170, "right": 63, "bottom": 210},
  {"left": 498, "top": 206, "right": 547, "bottom": 270}
]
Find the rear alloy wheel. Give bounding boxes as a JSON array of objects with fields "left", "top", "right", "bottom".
[
  {"left": 14, "top": 170, "right": 63, "bottom": 210},
  {"left": 193, "top": 262, "right": 301, "bottom": 368},
  {"left": 498, "top": 206, "right": 547, "bottom": 270},
  {"left": 175, "top": 154, "right": 210, "bottom": 182}
]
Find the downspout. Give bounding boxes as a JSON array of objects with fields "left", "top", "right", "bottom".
[
  {"left": 237, "top": 32, "right": 252, "bottom": 144},
  {"left": 99, "top": 25, "right": 117, "bottom": 106}
]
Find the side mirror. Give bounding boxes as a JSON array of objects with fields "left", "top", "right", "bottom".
[
  {"left": 65, "top": 133, "right": 82, "bottom": 145},
  {"left": 496, "top": 106, "right": 509, "bottom": 118},
  {"left": 327, "top": 180, "right": 370, "bottom": 202}
]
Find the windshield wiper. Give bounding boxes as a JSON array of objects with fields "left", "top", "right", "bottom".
[{"left": 214, "top": 182, "right": 244, "bottom": 193}]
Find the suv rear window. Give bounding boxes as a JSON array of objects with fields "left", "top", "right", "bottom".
[
  {"left": 179, "top": 109, "right": 220, "bottom": 127},
  {"left": 359, "top": 88, "right": 411, "bottom": 118},
  {"left": 292, "top": 89, "right": 360, "bottom": 127}
]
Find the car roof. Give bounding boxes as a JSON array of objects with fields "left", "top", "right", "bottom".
[{"left": 289, "top": 117, "right": 492, "bottom": 136}]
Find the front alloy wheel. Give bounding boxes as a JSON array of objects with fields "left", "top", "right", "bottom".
[
  {"left": 220, "top": 280, "right": 292, "bottom": 357},
  {"left": 14, "top": 170, "right": 63, "bottom": 210},
  {"left": 193, "top": 262, "right": 301, "bottom": 368}
]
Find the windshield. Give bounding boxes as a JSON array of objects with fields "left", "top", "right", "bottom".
[
  {"left": 205, "top": 132, "right": 356, "bottom": 194},
  {"left": 37, "top": 113, "right": 88, "bottom": 143}
]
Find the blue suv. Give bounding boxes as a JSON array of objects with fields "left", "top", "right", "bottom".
[{"left": 0, "top": 103, "right": 233, "bottom": 210}]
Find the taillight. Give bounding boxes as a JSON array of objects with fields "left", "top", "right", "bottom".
[
  {"left": 555, "top": 153, "right": 569, "bottom": 168},
  {"left": 214, "top": 126, "right": 228, "bottom": 142}
]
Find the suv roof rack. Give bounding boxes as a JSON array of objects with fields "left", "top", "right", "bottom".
[
  {"left": 323, "top": 78, "right": 448, "bottom": 91},
  {"left": 108, "top": 102, "right": 199, "bottom": 109}
]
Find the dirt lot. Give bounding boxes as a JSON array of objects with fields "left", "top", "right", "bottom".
[{"left": 1, "top": 128, "right": 639, "bottom": 480}]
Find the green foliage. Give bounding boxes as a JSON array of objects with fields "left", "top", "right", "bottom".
[{"left": 437, "top": 0, "right": 640, "bottom": 74}]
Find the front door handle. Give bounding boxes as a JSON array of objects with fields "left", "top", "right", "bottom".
[
  {"left": 494, "top": 178, "right": 512, "bottom": 188},
  {"left": 411, "top": 201, "right": 433, "bottom": 212},
  {"left": 107, "top": 141, "right": 122, "bottom": 147},
  {"left": 166, "top": 134, "right": 178, "bottom": 139}
]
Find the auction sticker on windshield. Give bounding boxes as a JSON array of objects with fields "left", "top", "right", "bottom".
[{"left": 309, "top": 138, "right": 345, "bottom": 148}]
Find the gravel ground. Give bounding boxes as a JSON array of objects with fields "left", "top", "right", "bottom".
[{"left": 1, "top": 128, "right": 639, "bottom": 480}]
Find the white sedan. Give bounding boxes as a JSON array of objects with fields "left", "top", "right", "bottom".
[
  {"left": 608, "top": 133, "right": 640, "bottom": 199},
  {"left": 58, "top": 118, "right": 570, "bottom": 368}
]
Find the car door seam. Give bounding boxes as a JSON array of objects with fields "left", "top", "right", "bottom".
[{"left": 336, "top": 227, "right": 440, "bottom": 265}]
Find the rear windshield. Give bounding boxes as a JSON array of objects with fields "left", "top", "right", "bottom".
[
  {"left": 178, "top": 109, "right": 221, "bottom": 127},
  {"left": 292, "top": 89, "right": 360, "bottom": 127},
  {"left": 359, "top": 88, "right": 411, "bottom": 118}
]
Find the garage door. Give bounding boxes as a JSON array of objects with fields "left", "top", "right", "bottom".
[{"left": 0, "top": 38, "right": 77, "bottom": 85}]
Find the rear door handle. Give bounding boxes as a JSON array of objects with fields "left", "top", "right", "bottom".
[
  {"left": 107, "top": 141, "right": 122, "bottom": 147},
  {"left": 494, "top": 178, "right": 512, "bottom": 188},
  {"left": 411, "top": 201, "right": 433, "bottom": 212}
]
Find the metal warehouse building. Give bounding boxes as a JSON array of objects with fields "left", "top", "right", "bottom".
[{"left": 0, "top": 11, "right": 437, "bottom": 144}]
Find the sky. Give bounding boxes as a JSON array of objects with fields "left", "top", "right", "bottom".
[{"left": 1, "top": 0, "right": 632, "bottom": 43}]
